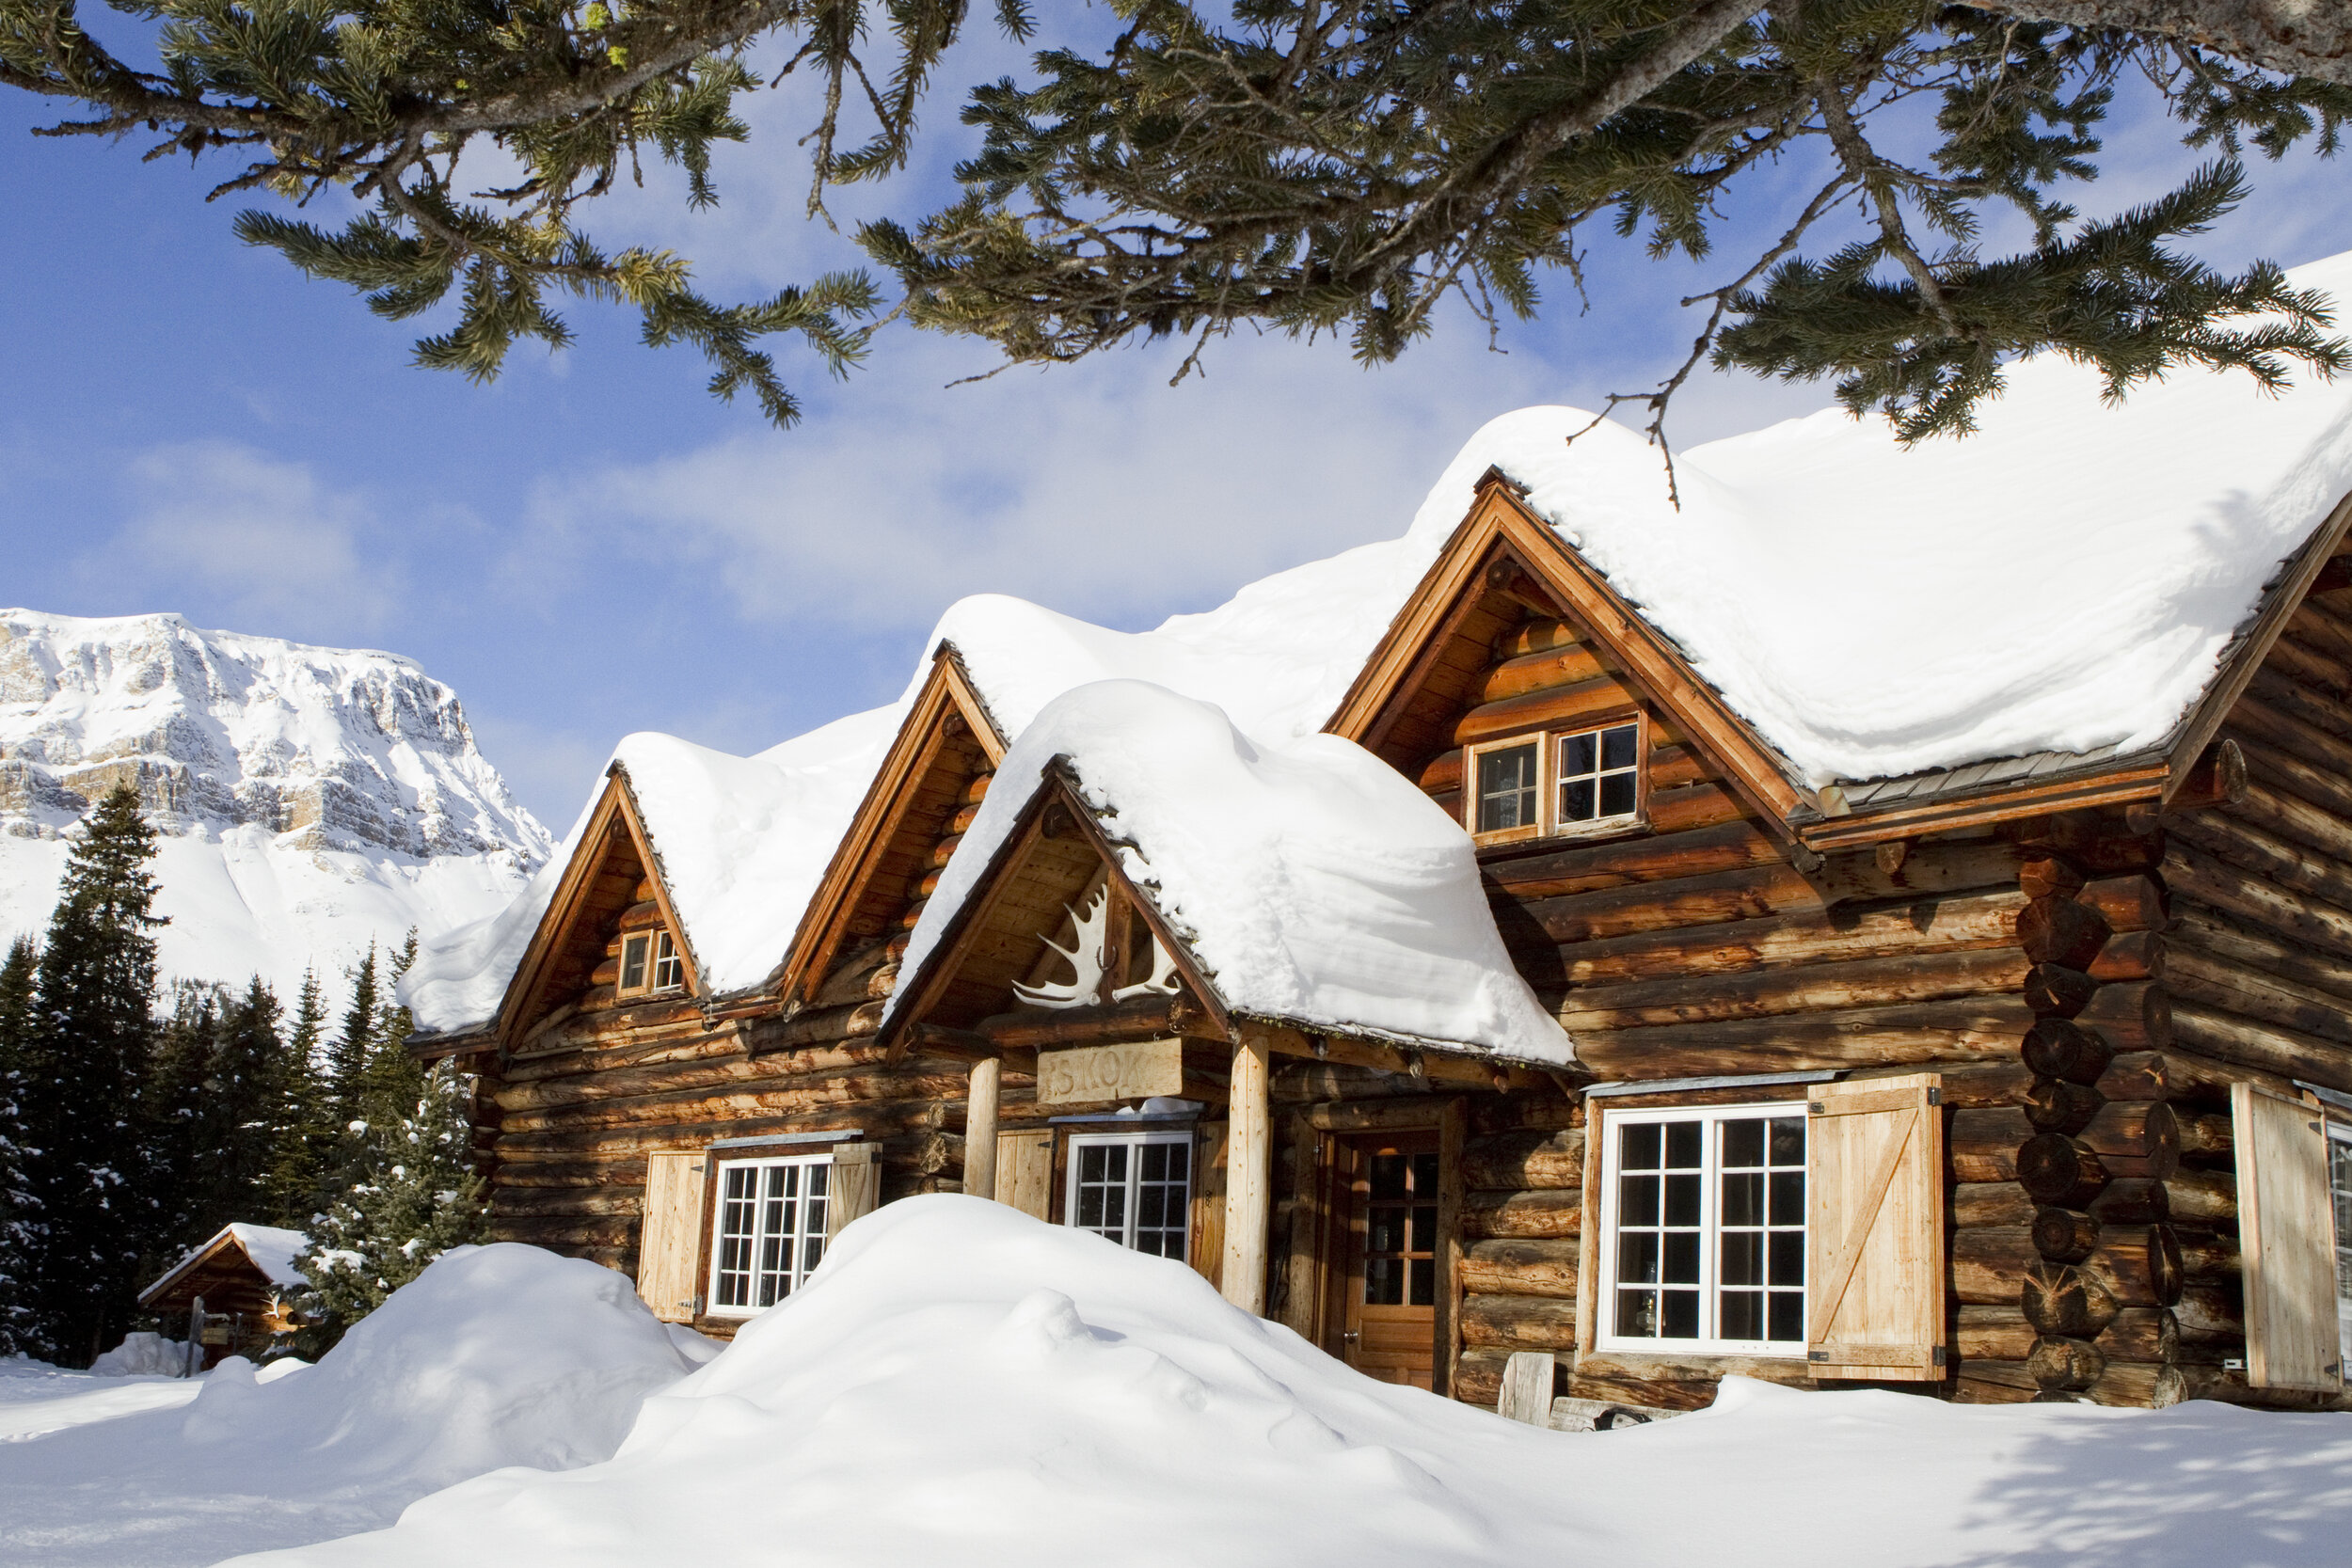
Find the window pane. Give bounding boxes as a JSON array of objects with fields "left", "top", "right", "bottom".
[
  {"left": 1661, "top": 1290, "right": 1701, "bottom": 1338},
  {"left": 1411, "top": 1152, "right": 1439, "bottom": 1194},
  {"left": 1722, "top": 1171, "right": 1762, "bottom": 1227},
  {"left": 1663, "top": 1229, "right": 1700, "bottom": 1285},
  {"left": 1600, "top": 724, "right": 1639, "bottom": 770},
  {"left": 1475, "top": 745, "right": 1538, "bottom": 832},
  {"left": 1560, "top": 732, "right": 1597, "bottom": 776},
  {"left": 1619, "top": 1173, "right": 1661, "bottom": 1226},
  {"left": 1617, "top": 1288, "right": 1659, "bottom": 1338},
  {"left": 1721, "top": 1230, "right": 1762, "bottom": 1286},
  {"left": 1598, "top": 771, "right": 1638, "bottom": 817},
  {"left": 1664, "top": 1121, "right": 1702, "bottom": 1168},
  {"left": 1370, "top": 1153, "right": 1407, "bottom": 1200},
  {"left": 1366, "top": 1258, "right": 1402, "bottom": 1306},
  {"left": 1770, "top": 1170, "right": 1805, "bottom": 1227},
  {"left": 1770, "top": 1229, "right": 1805, "bottom": 1288},
  {"left": 1617, "top": 1230, "right": 1661, "bottom": 1285},
  {"left": 1769, "top": 1117, "right": 1805, "bottom": 1167},
  {"left": 619, "top": 935, "right": 648, "bottom": 990},
  {"left": 1720, "top": 1291, "right": 1762, "bottom": 1342},
  {"left": 1559, "top": 777, "right": 1597, "bottom": 822},
  {"left": 1621, "top": 1123, "right": 1662, "bottom": 1170},
  {"left": 1768, "top": 1291, "right": 1804, "bottom": 1344},
  {"left": 1664, "top": 1172, "right": 1702, "bottom": 1227},
  {"left": 1410, "top": 1204, "right": 1438, "bottom": 1252},
  {"left": 1723, "top": 1119, "right": 1764, "bottom": 1168},
  {"left": 1408, "top": 1258, "right": 1435, "bottom": 1307}
]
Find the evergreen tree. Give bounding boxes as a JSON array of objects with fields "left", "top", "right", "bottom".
[
  {"left": 140, "top": 980, "right": 223, "bottom": 1264},
  {"left": 264, "top": 970, "right": 331, "bottom": 1227},
  {"left": 326, "top": 945, "right": 379, "bottom": 1149},
  {"left": 0, "top": 937, "right": 41, "bottom": 1356},
  {"left": 22, "top": 784, "right": 166, "bottom": 1363},
  {"left": 358, "top": 932, "right": 424, "bottom": 1134},
  {"left": 181, "top": 977, "right": 286, "bottom": 1243},
  {"left": 290, "top": 1059, "right": 486, "bottom": 1358}
]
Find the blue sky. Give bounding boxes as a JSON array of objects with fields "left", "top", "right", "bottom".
[{"left": 4, "top": 36, "right": 2349, "bottom": 831}]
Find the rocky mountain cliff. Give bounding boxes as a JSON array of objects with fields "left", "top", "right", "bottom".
[{"left": 0, "top": 610, "right": 552, "bottom": 1002}]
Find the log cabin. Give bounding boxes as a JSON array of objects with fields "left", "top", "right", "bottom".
[
  {"left": 137, "top": 1223, "right": 307, "bottom": 1368},
  {"left": 409, "top": 277, "right": 2352, "bottom": 1416}
]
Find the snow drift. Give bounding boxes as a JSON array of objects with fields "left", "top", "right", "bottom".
[
  {"left": 0, "top": 1243, "right": 696, "bottom": 1567},
  {"left": 236, "top": 1198, "right": 2352, "bottom": 1568},
  {"left": 891, "top": 680, "right": 1569, "bottom": 1062}
]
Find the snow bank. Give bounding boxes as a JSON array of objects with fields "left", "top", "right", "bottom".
[
  {"left": 231, "top": 1196, "right": 2352, "bottom": 1568},
  {"left": 0, "top": 1243, "right": 694, "bottom": 1567},
  {"left": 892, "top": 681, "right": 1569, "bottom": 1061}
]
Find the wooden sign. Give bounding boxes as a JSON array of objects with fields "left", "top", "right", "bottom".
[{"left": 1038, "top": 1037, "right": 1184, "bottom": 1105}]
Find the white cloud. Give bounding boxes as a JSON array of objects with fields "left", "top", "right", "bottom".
[{"left": 104, "top": 441, "right": 402, "bottom": 643}]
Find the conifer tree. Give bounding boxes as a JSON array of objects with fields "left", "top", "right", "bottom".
[
  {"left": 265, "top": 970, "right": 331, "bottom": 1227},
  {"left": 140, "top": 980, "right": 222, "bottom": 1261},
  {"left": 22, "top": 784, "right": 166, "bottom": 1362},
  {"left": 182, "top": 977, "right": 286, "bottom": 1243},
  {"left": 326, "top": 946, "right": 379, "bottom": 1143},
  {"left": 0, "top": 936, "right": 41, "bottom": 1356}
]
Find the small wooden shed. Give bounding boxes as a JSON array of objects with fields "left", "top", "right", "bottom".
[{"left": 136, "top": 1223, "right": 309, "bottom": 1369}]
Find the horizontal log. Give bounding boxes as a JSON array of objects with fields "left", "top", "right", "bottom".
[
  {"left": 1470, "top": 1093, "right": 1583, "bottom": 1137},
  {"left": 2082, "top": 1362, "right": 2188, "bottom": 1409},
  {"left": 1481, "top": 641, "right": 1613, "bottom": 705},
  {"left": 2016, "top": 1134, "right": 2109, "bottom": 1207},
  {"left": 2177, "top": 1109, "right": 2235, "bottom": 1162},
  {"left": 493, "top": 1099, "right": 947, "bottom": 1160},
  {"left": 2164, "top": 1168, "right": 2237, "bottom": 1225},
  {"left": 2024, "top": 1076, "right": 2104, "bottom": 1135},
  {"left": 1454, "top": 676, "right": 1642, "bottom": 749},
  {"left": 2174, "top": 1281, "right": 2245, "bottom": 1344},
  {"left": 1459, "top": 1130, "right": 1583, "bottom": 1191},
  {"left": 2018, "top": 854, "right": 2085, "bottom": 900},
  {"left": 1804, "top": 840, "right": 2024, "bottom": 906},
  {"left": 2233, "top": 727, "right": 2352, "bottom": 832},
  {"left": 1951, "top": 1359, "right": 2039, "bottom": 1405},
  {"left": 1851, "top": 1057, "right": 2030, "bottom": 1109},
  {"left": 925, "top": 833, "right": 962, "bottom": 872},
  {"left": 2028, "top": 1335, "right": 2105, "bottom": 1391},
  {"left": 490, "top": 1184, "right": 645, "bottom": 1220},
  {"left": 489, "top": 1213, "right": 637, "bottom": 1250},
  {"left": 2025, "top": 963, "right": 2100, "bottom": 1018},
  {"left": 1570, "top": 996, "right": 2035, "bottom": 1079},
  {"left": 1459, "top": 1292, "right": 1582, "bottom": 1351},
  {"left": 2073, "top": 982, "right": 2171, "bottom": 1054},
  {"left": 1458, "top": 1239, "right": 1581, "bottom": 1299},
  {"left": 2271, "top": 619, "right": 2352, "bottom": 694},
  {"left": 2089, "top": 929, "right": 2163, "bottom": 983},
  {"left": 2023, "top": 1017, "right": 2115, "bottom": 1085},
  {"left": 975, "top": 993, "right": 1217, "bottom": 1048},
  {"left": 505, "top": 1020, "right": 748, "bottom": 1083},
  {"left": 1493, "top": 617, "right": 1580, "bottom": 660},
  {"left": 496, "top": 1043, "right": 903, "bottom": 1115},
  {"left": 589, "top": 958, "right": 620, "bottom": 988},
  {"left": 1554, "top": 946, "right": 2027, "bottom": 1035},
  {"left": 2076, "top": 876, "right": 2168, "bottom": 935},
  {"left": 1645, "top": 781, "right": 1751, "bottom": 837},
  {"left": 2165, "top": 943, "right": 2352, "bottom": 1050},
  {"left": 1543, "top": 889, "right": 2026, "bottom": 989},
  {"left": 2224, "top": 777, "right": 2352, "bottom": 874},
  {"left": 2168, "top": 900, "right": 2352, "bottom": 1008},
  {"left": 2019, "top": 895, "right": 2112, "bottom": 970},
  {"left": 1953, "top": 1181, "right": 2036, "bottom": 1229},
  {"left": 2087, "top": 1178, "right": 2171, "bottom": 1227},
  {"left": 1951, "top": 1108, "right": 2032, "bottom": 1184},
  {"left": 1461, "top": 1188, "right": 1583, "bottom": 1240},
  {"left": 1517, "top": 863, "right": 1824, "bottom": 946},
  {"left": 2176, "top": 1227, "right": 2239, "bottom": 1280},
  {"left": 2228, "top": 691, "right": 2352, "bottom": 801},
  {"left": 2172, "top": 807, "right": 2352, "bottom": 929},
  {"left": 496, "top": 1067, "right": 973, "bottom": 1137},
  {"left": 616, "top": 899, "right": 663, "bottom": 932},
  {"left": 2163, "top": 839, "right": 2352, "bottom": 961},
  {"left": 1566, "top": 1354, "right": 1812, "bottom": 1407},
  {"left": 2169, "top": 1001, "right": 2352, "bottom": 1096},
  {"left": 1960, "top": 1228, "right": 2181, "bottom": 1309},
  {"left": 1481, "top": 819, "right": 1784, "bottom": 902},
  {"left": 1955, "top": 1307, "right": 2178, "bottom": 1368}
]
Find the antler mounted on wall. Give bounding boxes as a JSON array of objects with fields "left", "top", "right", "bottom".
[{"left": 1014, "top": 883, "right": 1183, "bottom": 1010}]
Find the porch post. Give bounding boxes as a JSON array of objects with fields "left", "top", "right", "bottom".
[
  {"left": 965, "top": 1056, "right": 1002, "bottom": 1203},
  {"left": 1221, "top": 1029, "right": 1272, "bottom": 1314}
]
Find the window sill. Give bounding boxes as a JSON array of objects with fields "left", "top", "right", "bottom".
[
  {"left": 1579, "top": 1350, "right": 1815, "bottom": 1385},
  {"left": 1474, "top": 816, "right": 1650, "bottom": 857}
]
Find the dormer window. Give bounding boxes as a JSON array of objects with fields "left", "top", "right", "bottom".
[
  {"left": 1465, "top": 717, "right": 1644, "bottom": 846},
  {"left": 618, "top": 927, "right": 687, "bottom": 998}
]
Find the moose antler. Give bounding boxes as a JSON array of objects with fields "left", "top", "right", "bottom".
[
  {"left": 1013, "top": 884, "right": 1113, "bottom": 1008},
  {"left": 1111, "top": 930, "right": 1182, "bottom": 1002}
]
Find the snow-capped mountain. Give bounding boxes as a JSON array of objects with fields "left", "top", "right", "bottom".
[{"left": 0, "top": 610, "right": 552, "bottom": 1002}]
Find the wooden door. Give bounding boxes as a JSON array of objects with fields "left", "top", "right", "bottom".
[{"left": 1338, "top": 1132, "right": 1442, "bottom": 1388}]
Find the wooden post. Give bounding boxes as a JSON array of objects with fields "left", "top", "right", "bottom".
[
  {"left": 1222, "top": 1030, "right": 1272, "bottom": 1314},
  {"left": 184, "top": 1295, "right": 205, "bottom": 1378},
  {"left": 966, "top": 1056, "right": 1002, "bottom": 1202},
  {"left": 1497, "top": 1350, "right": 1555, "bottom": 1425}
]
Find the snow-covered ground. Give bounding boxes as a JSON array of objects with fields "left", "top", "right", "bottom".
[{"left": 5, "top": 1203, "right": 2349, "bottom": 1568}]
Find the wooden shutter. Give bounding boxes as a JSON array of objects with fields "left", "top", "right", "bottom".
[
  {"left": 2233, "top": 1083, "right": 2344, "bottom": 1392},
  {"left": 995, "top": 1129, "right": 1054, "bottom": 1218},
  {"left": 828, "top": 1143, "right": 880, "bottom": 1238},
  {"left": 636, "top": 1151, "right": 708, "bottom": 1324},
  {"left": 1806, "top": 1073, "right": 1945, "bottom": 1380}
]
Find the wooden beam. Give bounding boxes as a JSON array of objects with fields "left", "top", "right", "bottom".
[
  {"left": 1222, "top": 1028, "right": 1273, "bottom": 1315},
  {"left": 965, "top": 1057, "right": 1001, "bottom": 1202}
]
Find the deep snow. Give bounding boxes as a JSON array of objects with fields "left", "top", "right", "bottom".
[
  {"left": 221, "top": 1198, "right": 2352, "bottom": 1568},
  {"left": 0, "top": 1244, "right": 696, "bottom": 1567},
  {"left": 890, "top": 681, "right": 1570, "bottom": 1061}
]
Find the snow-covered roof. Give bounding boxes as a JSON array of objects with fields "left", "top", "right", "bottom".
[
  {"left": 141, "top": 1223, "right": 310, "bottom": 1304},
  {"left": 888, "top": 681, "right": 1573, "bottom": 1064},
  {"left": 405, "top": 246, "right": 2352, "bottom": 1038}
]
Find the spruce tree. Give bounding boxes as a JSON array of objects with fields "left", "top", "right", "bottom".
[
  {"left": 23, "top": 784, "right": 166, "bottom": 1363},
  {"left": 140, "top": 980, "right": 221, "bottom": 1263},
  {"left": 326, "top": 945, "right": 379, "bottom": 1152},
  {"left": 265, "top": 970, "right": 331, "bottom": 1227},
  {"left": 0, "top": 937, "right": 41, "bottom": 1356},
  {"left": 182, "top": 978, "right": 286, "bottom": 1243}
]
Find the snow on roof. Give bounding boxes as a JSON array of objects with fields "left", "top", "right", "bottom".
[
  {"left": 889, "top": 680, "right": 1571, "bottom": 1064},
  {"left": 1450, "top": 250, "right": 2352, "bottom": 787},
  {"left": 145, "top": 1223, "right": 310, "bottom": 1301}
]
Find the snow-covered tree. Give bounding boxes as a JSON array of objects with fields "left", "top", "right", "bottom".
[{"left": 264, "top": 970, "right": 332, "bottom": 1227}]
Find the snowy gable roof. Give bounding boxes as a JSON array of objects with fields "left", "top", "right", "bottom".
[
  {"left": 887, "top": 680, "right": 1573, "bottom": 1065},
  {"left": 1438, "top": 251, "right": 2352, "bottom": 790},
  {"left": 140, "top": 1222, "right": 310, "bottom": 1306}
]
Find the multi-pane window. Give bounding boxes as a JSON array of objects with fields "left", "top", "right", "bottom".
[
  {"left": 652, "top": 930, "right": 685, "bottom": 991},
  {"left": 1474, "top": 743, "right": 1539, "bottom": 834},
  {"left": 1559, "top": 723, "right": 1641, "bottom": 825},
  {"left": 1067, "top": 1131, "right": 1191, "bottom": 1259},
  {"left": 1464, "top": 718, "right": 1643, "bottom": 842},
  {"left": 1364, "top": 1149, "right": 1440, "bottom": 1307},
  {"left": 1600, "top": 1105, "right": 1805, "bottom": 1353},
  {"left": 708, "top": 1155, "right": 830, "bottom": 1315},
  {"left": 2330, "top": 1120, "right": 2352, "bottom": 1364},
  {"left": 619, "top": 931, "right": 650, "bottom": 992}
]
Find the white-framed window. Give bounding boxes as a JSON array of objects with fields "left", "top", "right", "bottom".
[
  {"left": 1464, "top": 717, "right": 1643, "bottom": 845},
  {"left": 1066, "top": 1130, "right": 1191, "bottom": 1259},
  {"left": 707, "top": 1153, "right": 831, "bottom": 1316},
  {"left": 1597, "top": 1102, "right": 1805, "bottom": 1354},
  {"left": 618, "top": 927, "right": 687, "bottom": 997}
]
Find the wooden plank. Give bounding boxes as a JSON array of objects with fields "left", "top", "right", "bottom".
[
  {"left": 994, "top": 1127, "right": 1053, "bottom": 1218},
  {"left": 1496, "top": 1351, "right": 1555, "bottom": 1423},
  {"left": 2233, "top": 1083, "right": 2344, "bottom": 1391},
  {"left": 1806, "top": 1073, "right": 1945, "bottom": 1380},
  {"left": 1221, "top": 1030, "right": 1273, "bottom": 1313},
  {"left": 964, "top": 1057, "right": 1001, "bottom": 1200},
  {"left": 1036, "top": 1037, "right": 1186, "bottom": 1103},
  {"left": 826, "top": 1144, "right": 880, "bottom": 1238}
]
